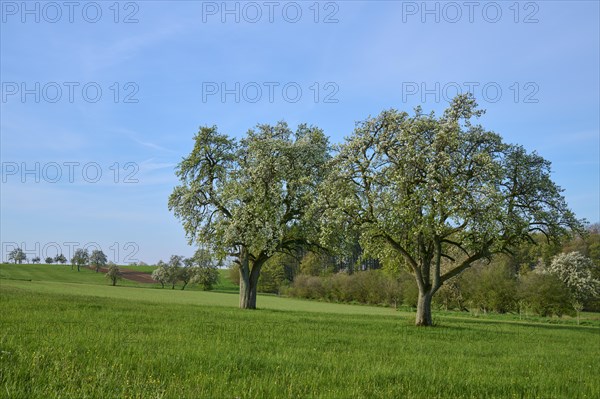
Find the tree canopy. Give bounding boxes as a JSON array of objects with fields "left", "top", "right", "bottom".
[
  {"left": 320, "top": 94, "right": 584, "bottom": 325},
  {"left": 89, "top": 250, "right": 108, "bottom": 273},
  {"left": 8, "top": 248, "right": 26, "bottom": 264},
  {"left": 169, "top": 95, "right": 583, "bottom": 323},
  {"left": 71, "top": 248, "right": 89, "bottom": 272},
  {"left": 169, "top": 122, "right": 329, "bottom": 308}
]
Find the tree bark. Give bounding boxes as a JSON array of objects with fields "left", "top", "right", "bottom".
[
  {"left": 239, "top": 249, "right": 250, "bottom": 308},
  {"left": 238, "top": 249, "right": 264, "bottom": 309},
  {"left": 239, "top": 273, "right": 260, "bottom": 309},
  {"left": 415, "top": 290, "right": 434, "bottom": 326},
  {"left": 239, "top": 268, "right": 255, "bottom": 309}
]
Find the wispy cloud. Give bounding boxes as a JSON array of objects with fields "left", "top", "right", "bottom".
[
  {"left": 111, "top": 127, "right": 176, "bottom": 154},
  {"left": 80, "top": 25, "right": 184, "bottom": 74}
]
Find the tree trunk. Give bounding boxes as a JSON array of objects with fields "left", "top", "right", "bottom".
[
  {"left": 238, "top": 250, "right": 263, "bottom": 309},
  {"left": 239, "top": 260, "right": 258, "bottom": 309},
  {"left": 239, "top": 274, "right": 259, "bottom": 309},
  {"left": 415, "top": 290, "right": 433, "bottom": 326}
]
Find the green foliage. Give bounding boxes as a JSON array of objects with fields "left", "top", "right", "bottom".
[
  {"left": 227, "top": 263, "right": 240, "bottom": 286},
  {"left": 89, "top": 250, "right": 108, "bottom": 273},
  {"left": 45, "top": 257, "right": 54, "bottom": 264},
  {"left": 544, "top": 252, "right": 599, "bottom": 303},
  {"left": 258, "top": 256, "right": 288, "bottom": 294},
  {"left": 151, "top": 263, "right": 169, "bottom": 288},
  {"left": 320, "top": 94, "right": 584, "bottom": 325},
  {"left": 289, "top": 270, "right": 403, "bottom": 307},
  {"left": 186, "top": 249, "right": 221, "bottom": 291},
  {"left": 460, "top": 263, "right": 518, "bottom": 313},
  {"left": 562, "top": 224, "right": 600, "bottom": 267},
  {"left": 71, "top": 249, "right": 89, "bottom": 272},
  {"left": 257, "top": 252, "right": 301, "bottom": 293},
  {"left": 300, "top": 251, "right": 335, "bottom": 276},
  {"left": 54, "top": 254, "right": 67, "bottom": 264},
  {"left": 433, "top": 279, "right": 466, "bottom": 311},
  {"left": 517, "top": 272, "right": 572, "bottom": 317},
  {"left": 169, "top": 122, "right": 330, "bottom": 308},
  {"left": 190, "top": 266, "right": 220, "bottom": 291},
  {"left": 542, "top": 251, "right": 600, "bottom": 321},
  {"left": 7, "top": 247, "right": 26, "bottom": 264},
  {"left": 177, "top": 266, "right": 193, "bottom": 290},
  {"left": 104, "top": 264, "right": 122, "bottom": 286},
  {"left": 165, "top": 255, "right": 184, "bottom": 289},
  {"left": 150, "top": 251, "right": 222, "bottom": 291},
  {"left": 500, "top": 235, "right": 562, "bottom": 274}
]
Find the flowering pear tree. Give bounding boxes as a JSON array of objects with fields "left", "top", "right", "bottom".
[
  {"left": 169, "top": 122, "right": 329, "bottom": 309},
  {"left": 151, "top": 262, "right": 169, "bottom": 288},
  {"left": 89, "top": 250, "right": 108, "bottom": 273},
  {"left": 8, "top": 248, "right": 26, "bottom": 264},
  {"left": 71, "top": 248, "right": 89, "bottom": 272},
  {"left": 544, "top": 251, "right": 599, "bottom": 323},
  {"left": 105, "top": 264, "right": 123, "bottom": 286},
  {"left": 322, "top": 94, "right": 584, "bottom": 326}
]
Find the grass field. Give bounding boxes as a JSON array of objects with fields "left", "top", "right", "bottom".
[
  {"left": 0, "top": 263, "right": 155, "bottom": 288},
  {"left": 1, "top": 264, "right": 599, "bottom": 398},
  {"left": 0, "top": 263, "right": 238, "bottom": 292}
]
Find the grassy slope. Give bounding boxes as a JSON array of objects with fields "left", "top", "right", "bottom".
[
  {"left": 1, "top": 264, "right": 599, "bottom": 398},
  {"left": 0, "top": 263, "right": 157, "bottom": 287},
  {"left": 0, "top": 263, "right": 237, "bottom": 292},
  {"left": 0, "top": 279, "right": 398, "bottom": 316}
]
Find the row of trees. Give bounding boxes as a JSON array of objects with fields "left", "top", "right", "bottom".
[
  {"left": 6, "top": 246, "right": 124, "bottom": 286},
  {"left": 151, "top": 250, "right": 220, "bottom": 290},
  {"left": 44, "top": 254, "right": 67, "bottom": 264},
  {"left": 7, "top": 248, "right": 29, "bottom": 264},
  {"left": 226, "top": 226, "right": 598, "bottom": 317},
  {"left": 169, "top": 94, "right": 585, "bottom": 326},
  {"left": 5, "top": 248, "right": 101, "bottom": 268},
  {"left": 4, "top": 246, "right": 219, "bottom": 290},
  {"left": 70, "top": 249, "right": 108, "bottom": 272},
  {"left": 287, "top": 251, "right": 598, "bottom": 324}
]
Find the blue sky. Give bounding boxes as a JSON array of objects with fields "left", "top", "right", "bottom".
[{"left": 1, "top": 1, "right": 598, "bottom": 264}]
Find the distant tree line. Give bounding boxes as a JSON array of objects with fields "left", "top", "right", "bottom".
[
  {"left": 244, "top": 228, "right": 599, "bottom": 320},
  {"left": 151, "top": 249, "right": 220, "bottom": 291}
]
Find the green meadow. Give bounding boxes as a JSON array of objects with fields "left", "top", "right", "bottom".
[{"left": 1, "top": 264, "right": 599, "bottom": 398}]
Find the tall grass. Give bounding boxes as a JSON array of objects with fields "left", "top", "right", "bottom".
[{"left": 1, "top": 280, "right": 599, "bottom": 398}]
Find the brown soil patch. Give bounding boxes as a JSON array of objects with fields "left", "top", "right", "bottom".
[{"left": 90, "top": 266, "right": 154, "bottom": 284}]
